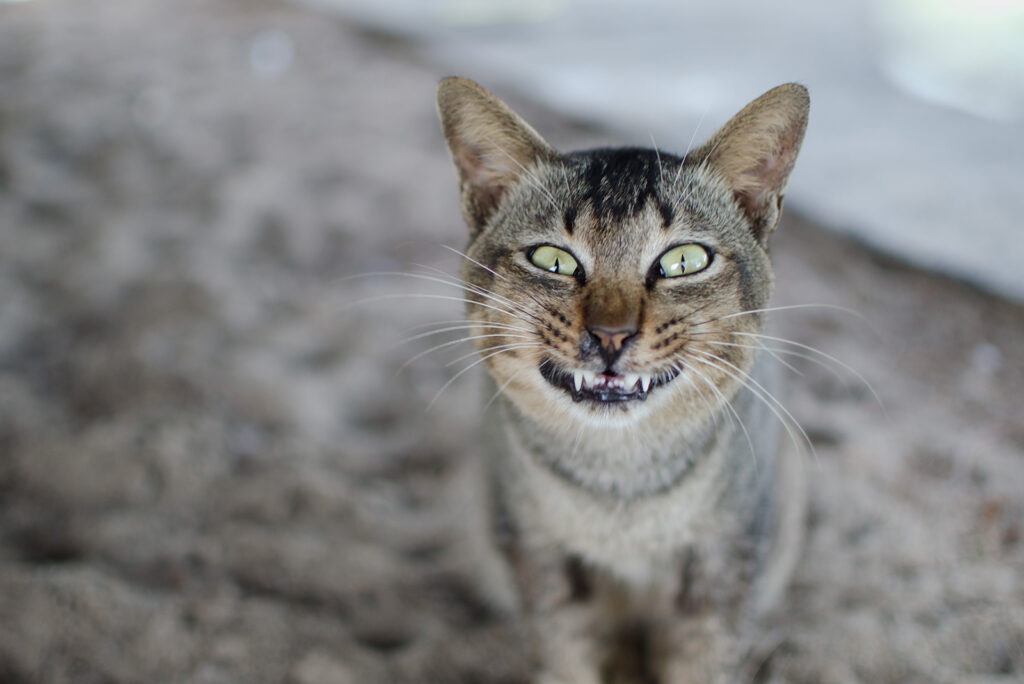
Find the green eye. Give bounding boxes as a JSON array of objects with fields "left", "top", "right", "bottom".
[
  {"left": 658, "top": 243, "right": 710, "bottom": 278},
  {"left": 530, "top": 245, "right": 579, "bottom": 276}
]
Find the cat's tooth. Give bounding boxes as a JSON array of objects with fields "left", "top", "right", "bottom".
[
  {"left": 640, "top": 375, "right": 652, "bottom": 393},
  {"left": 583, "top": 370, "right": 599, "bottom": 388},
  {"left": 622, "top": 373, "right": 639, "bottom": 390},
  {"left": 573, "top": 370, "right": 584, "bottom": 392}
]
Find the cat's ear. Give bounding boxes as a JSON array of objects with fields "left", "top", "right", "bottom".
[
  {"left": 437, "top": 77, "right": 558, "bottom": 236},
  {"left": 691, "top": 83, "right": 809, "bottom": 243}
]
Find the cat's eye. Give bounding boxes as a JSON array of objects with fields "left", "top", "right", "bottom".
[
  {"left": 529, "top": 245, "right": 579, "bottom": 277},
  {"left": 657, "top": 243, "right": 710, "bottom": 278}
]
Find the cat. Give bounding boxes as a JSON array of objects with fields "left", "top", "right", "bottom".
[{"left": 437, "top": 77, "right": 809, "bottom": 683}]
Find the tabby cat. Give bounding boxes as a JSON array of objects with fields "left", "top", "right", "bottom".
[{"left": 437, "top": 77, "right": 809, "bottom": 683}]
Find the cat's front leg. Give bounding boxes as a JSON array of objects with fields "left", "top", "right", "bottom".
[
  {"left": 652, "top": 610, "right": 737, "bottom": 684},
  {"left": 532, "top": 604, "right": 604, "bottom": 684},
  {"left": 512, "top": 543, "right": 605, "bottom": 684},
  {"left": 649, "top": 541, "right": 761, "bottom": 684}
]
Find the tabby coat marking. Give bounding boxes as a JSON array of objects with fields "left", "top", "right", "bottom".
[{"left": 438, "top": 77, "right": 809, "bottom": 683}]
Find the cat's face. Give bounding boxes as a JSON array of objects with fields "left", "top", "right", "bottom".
[
  {"left": 438, "top": 79, "right": 808, "bottom": 431},
  {"left": 459, "top": 151, "right": 774, "bottom": 429}
]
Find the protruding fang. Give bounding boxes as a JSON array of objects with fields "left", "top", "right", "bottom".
[{"left": 539, "top": 359, "right": 682, "bottom": 404}]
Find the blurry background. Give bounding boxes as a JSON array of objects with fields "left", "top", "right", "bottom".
[{"left": 0, "top": 1, "right": 1021, "bottom": 683}]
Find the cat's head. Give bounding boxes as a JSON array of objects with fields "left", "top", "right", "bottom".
[{"left": 437, "top": 78, "right": 808, "bottom": 431}]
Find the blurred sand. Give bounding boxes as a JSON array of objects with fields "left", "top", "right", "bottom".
[{"left": 0, "top": 1, "right": 1021, "bottom": 682}]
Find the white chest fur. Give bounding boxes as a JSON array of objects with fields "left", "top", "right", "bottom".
[{"left": 502, "top": 418, "right": 736, "bottom": 587}]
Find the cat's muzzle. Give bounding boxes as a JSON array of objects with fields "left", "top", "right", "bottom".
[{"left": 539, "top": 360, "right": 680, "bottom": 404}]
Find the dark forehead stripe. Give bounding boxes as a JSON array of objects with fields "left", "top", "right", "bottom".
[
  {"left": 658, "top": 201, "right": 674, "bottom": 228},
  {"left": 566, "top": 148, "right": 680, "bottom": 226},
  {"left": 564, "top": 205, "right": 578, "bottom": 235}
]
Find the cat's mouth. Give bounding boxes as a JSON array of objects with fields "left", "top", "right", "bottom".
[{"left": 539, "top": 361, "right": 679, "bottom": 404}]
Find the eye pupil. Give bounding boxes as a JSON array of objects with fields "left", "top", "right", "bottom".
[
  {"left": 657, "top": 244, "right": 709, "bottom": 278},
  {"left": 530, "top": 245, "right": 579, "bottom": 277}
]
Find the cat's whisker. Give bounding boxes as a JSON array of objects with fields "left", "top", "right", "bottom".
[
  {"left": 686, "top": 303, "right": 872, "bottom": 340},
  {"left": 343, "top": 292, "right": 536, "bottom": 326},
  {"left": 670, "top": 109, "right": 709, "bottom": 213},
  {"left": 674, "top": 356, "right": 757, "bottom": 466},
  {"left": 431, "top": 253, "right": 562, "bottom": 321},
  {"left": 485, "top": 136, "right": 559, "bottom": 211},
  {"left": 344, "top": 269, "right": 502, "bottom": 299},
  {"left": 408, "top": 330, "right": 535, "bottom": 351},
  {"left": 445, "top": 341, "right": 545, "bottom": 368},
  {"left": 346, "top": 269, "right": 534, "bottom": 323},
  {"left": 675, "top": 132, "right": 728, "bottom": 217},
  {"left": 484, "top": 371, "right": 523, "bottom": 411},
  {"left": 684, "top": 108, "right": 709, "bottom": 160},
  {"left": 688, "top": 353, "right": 800, "bottom": 466},
  {"left": 701, "top": 339, "right": 805, "bottom": 377},
  {"left": 688, "top": 349, "right": 817, "bottom": 464},
  {"left": 691, "top": 348, "right": 811, "bottom": 451},
  {"left": 650, "top": 133, "right": 664, "bottom": 187},
  {"left": 680, "top": 364, "right": 723, "bottom": 428},
  {"left": 667, "top": 358, "right": 719, "bottom": 428},
  {"left": 709, "top": 302, "right": 870, "bottom": 324},
  {"left": 558, "top": 159, "right": 573, "bottom": 200},
  {"left": 731, "top": 331, "right": 884, "bottom": 411},
  {"left": 400, "top": 320, "right": 534, "bottom": 340},
  {"left": 680, "top": 298, "right": 720, "bottom": 324},
  {"left": 397, "top": 333, "right": 536, "bottom": 375},
  {"left": 426, "top": 342, "right": 544, "bottom": 411},
  {"left": 415, "top": 259, "right": 559, "bottom": 329},
  {"left": 397, "top": 325, "right": 533, "bottom": 350},
  {"left": 428, "top": 249, "right": 573, "bottom": 329},
  {"left": 415, "top": 262, "right": 555, "bottom": 328},
  {"left": 403, "top": 318, "right": 530, "bottom": 333},
  {"left": 569, "top": 423, "right": 587, "bottom": 460},
  {"left": 439, "top": 244, "right": 508, "bottom": 282},
  {"left": 411, "top": 262, "right": 508, "bottom": 300},
  {"left": 401, "top": 265, "right": 548, "bottom": 326}
]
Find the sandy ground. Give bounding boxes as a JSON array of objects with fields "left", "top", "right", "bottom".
[{"left": 0, "top": 1, "right": 1021, "bottom": 683}]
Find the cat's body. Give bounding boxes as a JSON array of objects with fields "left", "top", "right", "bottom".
[{"left": 437, "top": 78, "right": 809, "bottom": 683}]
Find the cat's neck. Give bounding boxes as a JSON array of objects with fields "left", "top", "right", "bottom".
[{"left": 490, "top": 352, "right": 777, "bottom": 500}]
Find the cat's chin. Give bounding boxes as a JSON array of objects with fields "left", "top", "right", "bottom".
[{"left": 539, "top": 360, "right": 680, "bottom": 407}]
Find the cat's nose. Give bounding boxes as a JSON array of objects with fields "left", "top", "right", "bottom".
[{"left": 587, "top": 324, "right": 637, "bottom": 367}]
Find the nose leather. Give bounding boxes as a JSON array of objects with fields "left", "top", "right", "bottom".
[
  {"left": 582, "top": 283, "right": 642, "bottom": 367},
  {"left": 589, "top": 326, "right": 635, "bottom": 354},
  {"left": 586, "top": 324, "right": 638, "bottom": 367}
]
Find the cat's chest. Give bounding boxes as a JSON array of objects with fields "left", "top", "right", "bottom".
[{"left": 502, "top": 422, "right": 735, "bottom": 584}]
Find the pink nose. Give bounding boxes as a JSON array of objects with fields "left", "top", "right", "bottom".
[{"left": 588, "top": 325, "right": 635, "bottom": 353}]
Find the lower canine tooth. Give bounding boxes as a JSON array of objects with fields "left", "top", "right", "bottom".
[
  {"left": 622, "top": 373, "right": 639, "bottom": 390},
  {"left": 573, "top": 371, "right": 584, "bottom": 392}
]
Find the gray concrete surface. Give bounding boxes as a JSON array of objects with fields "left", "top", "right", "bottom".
[{"left": 302, "top": 0, "right": 1024, "bottom": 302}]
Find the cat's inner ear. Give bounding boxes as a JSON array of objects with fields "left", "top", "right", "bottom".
[
  {"left": 437, "top": 77, "right": 558, "bottom": 235},
  {"left": 691, "top": 83, "right": 809, "bottom": 243}
]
